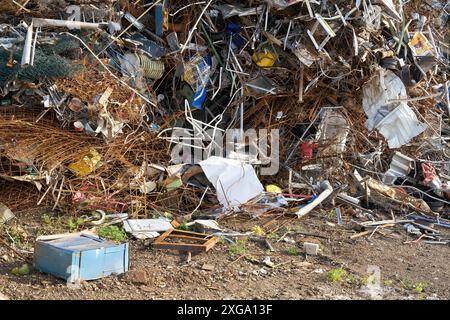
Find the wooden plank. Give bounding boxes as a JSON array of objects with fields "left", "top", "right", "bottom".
[
  {"left": 153, "top": 228, "right": 175, "bottom": 243},
  {"left": 153, "top": 228, "right": 219, "bottom": 252},
  {"left": 204, "top": 237, "right": 219, "bottom": 251},
  {"left": 168, "top": 234, "right": 209, "bottom": 242},
  {"left": 153, "top": 242, "right": 206, "bottom": 248},
  {"left": 350, "top": 224, "right": 395, "bottom": 239},
  {"left": 360, "top": 220, "right": 412, "bottom": 227},
  {"left": 171, "top": 231, "right": 209, "bottom": 238},
  {"left": 171, "top": 229, "right": 213, "bottom": 237}
]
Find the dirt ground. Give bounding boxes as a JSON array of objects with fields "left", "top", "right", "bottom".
[{"left": 0, "top": 207, "right": 449, "bottom": 300}]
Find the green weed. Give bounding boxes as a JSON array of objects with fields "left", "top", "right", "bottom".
[
  {"left": 414, "top": 282, "right": 426, "bottom": 294},
  {"left": 98, "top": 225, "right": 127, "bottom": 242},
  {"left": 286, "top": 246, "right": 299, "bottom": 256},
  {"left": 66, "top": 217, "right": 85, "bottom": 232},
  {"left": 327, "top": 267, "right": 347, "bottom": 283},
  {"left": 229, "top": 239, "right": 247, "bottom": 256}
]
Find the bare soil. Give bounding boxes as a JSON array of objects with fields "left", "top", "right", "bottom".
[{"left": 0, "top": 208, "right": 449, "bottom": 300}]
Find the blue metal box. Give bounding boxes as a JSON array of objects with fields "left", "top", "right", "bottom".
[{"left": 34, "top": 233, "right": 129, "bottom": 281}]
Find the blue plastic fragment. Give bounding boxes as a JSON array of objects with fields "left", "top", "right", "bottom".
[
  {"left": 227, "top": 22, "right": 241, "bottom": 34},
  {"left": 227, "top": 23, "right": 246, "bottom": 48},
  {"left": 192, "top": 86, "right": 207, "bottom": 109},
  {"left": 190, "top": 55, "right": 212, "bottom": 109},
  {"left": 298, "top": 194, "right": 318, "bottom": 209}
]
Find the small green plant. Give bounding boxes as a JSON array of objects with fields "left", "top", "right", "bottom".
[
  {"left": 178, "top": 222, "right": 189, "bottom": 231},
  {"left": 362, "top": 274, "right": 377, "bottom": 286},
  {"left": 383, "top": 279, "right": 393, "bottom": 286},
  {"left": 327, "top": 210, "right": 335, "bottom": 219},
  {"left": 347, "top": 274, "right": 360, "bottom": 285},
  {"left": 8, "top": 228, "right": 23, "bottom": 245},
  {"left": 7, "top": 227, "right": 32, "bottom": 250},
  {"left": 327, "top": 267, "right": 347, "bottom": 283},
  {"left": 229, "top": 239, "right": 246, "bottom": 256},
  {"left": 400, "top": 279, "right": 413, "bottom": 291},
  {"left": 11, "top": 264, "right": 30, "bottom": 276},
  {"left": 414, "top": 282, "right": 426, "bottom": 294},
  {"left": 218, "top": 235, "right": 227, "bottom": 245},
  {"left": 66, "top": 217, "right": 85, "bottom": 232},
  {"left": 42, "top": 214, "right": 52, "bottom": 225},
  {"left": 98, "top": 225, "right": 127, "bottom": 242},
  {"left": 38, "top": 214, "right": 67, "bottom": 235},
  {"left": 36, "top": 229, "right": 46, "bottom": 237},
  {"left": 266, "top": 232, "right": 278, "bottom": 240},
  {"left": 286, "top": 246, "right": 299, "bottom": 256},
  {"left": 55, "top": 217, "right": 64, "bottom": 228}
]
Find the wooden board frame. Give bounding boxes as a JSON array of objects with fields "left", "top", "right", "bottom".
[{"left": 153, "top": 228, "right": 219, "bottom": 252}]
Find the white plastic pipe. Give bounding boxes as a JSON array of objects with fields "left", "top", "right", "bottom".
[
  {"left": 32, "top": 18, "right": 100, "bottom": 30},
  {"left": 21, "top": 21, "right": 33, "bottom": 66},
  {"left": 296, "top": 180, "right": 333, "bottom": 218},
  {"left": 20, "top": 22, "right": 33, "bottom": 66}
]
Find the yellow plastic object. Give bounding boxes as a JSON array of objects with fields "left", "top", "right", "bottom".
[
  {"left": 68, "top": 149, "right": 102, "bottom": 177},
  {"left": 408, "top": 32, "right": 433, "bottom": 57},
  {"left": 252, "top": 51, "right": 276, "bottom": 69},
  {"left": 266, "top": 184, "right": 282, "bottom": 193}
]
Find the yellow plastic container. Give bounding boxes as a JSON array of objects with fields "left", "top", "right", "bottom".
[
  {"left": 252, "top": 51, "right": 277, "bottom": 69},
  {"left": 266, "top": 184, "right": 282, "bottom": 193}
]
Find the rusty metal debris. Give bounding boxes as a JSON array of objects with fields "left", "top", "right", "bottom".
[{"left": 0, "top": 0, "right": 449, "bottom": 279}]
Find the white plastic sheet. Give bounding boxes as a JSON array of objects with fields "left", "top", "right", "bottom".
[
  {"left": 199, "top": 156, "right": 264, "bottom": 210},
  {"left": 123, "top": 218, "right": 172, "bottom": 239}
]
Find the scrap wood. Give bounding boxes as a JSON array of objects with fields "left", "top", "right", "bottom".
[
  {"left": 228, "top": 253, "right": 248, "bottom": 266},
  {"left": 153, "top": 228, "right": 219, "bottom": 253},
  {"left": 360, "top": 219, "right": 414, "bottom": 227},
  {"left": 350, "top": 224, "right": 396, "bottom": 240},
  {"left": 12, "top": 0, "right": 31, "bottom": 13}
]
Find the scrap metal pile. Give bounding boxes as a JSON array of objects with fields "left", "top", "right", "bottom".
[{"left": 0, "top": 0, "right": 449, "bottom": 245}]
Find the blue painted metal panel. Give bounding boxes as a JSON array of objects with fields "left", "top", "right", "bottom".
[
  {"left": 155, "top": 3, "right": 164, "bottom": 36},
  {"left": 34, "top": 234, "right": 128, "bottom": 281}
]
